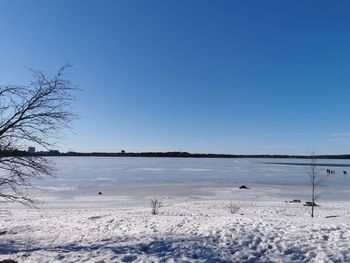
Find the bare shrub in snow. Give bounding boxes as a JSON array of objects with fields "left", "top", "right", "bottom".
[
  {"left": 228, "top": 202, "right": 240, "bottom": 214},
  {"left": 150, "top": 198, "right": 163, "bottom": 215},
  {"left": 23, "top": 234, "right": 36, "bottom": 257}
]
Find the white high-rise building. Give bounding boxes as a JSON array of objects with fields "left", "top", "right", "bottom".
[{"left": 28, "top": 147, "right": 36, "bottom": 154}]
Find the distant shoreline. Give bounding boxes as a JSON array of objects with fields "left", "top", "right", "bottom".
[
  {"left": 13, "top": 151, "right": 350, "bottom": 159},
  {"left": 3, "top": 150, "right": 350, "bottom": 159}
]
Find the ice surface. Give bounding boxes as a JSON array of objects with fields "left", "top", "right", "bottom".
[{"left": 28, "top": 157, "right": 350, "bottom": 207}]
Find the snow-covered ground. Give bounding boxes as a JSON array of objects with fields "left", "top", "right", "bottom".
[
  {"left": 1, "top": 199, "right": 350, "bottom": 262},
  {"left": 1, "top": 158, "right": 350, "bottom": 262}
]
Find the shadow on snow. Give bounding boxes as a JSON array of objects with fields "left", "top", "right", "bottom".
[{"left": 0, "top": 233, "right": 310, "bottom": 263}]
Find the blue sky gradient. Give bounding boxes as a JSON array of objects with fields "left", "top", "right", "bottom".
[{"left": 1, "top": 0, "right": 350, "bottom": 154}]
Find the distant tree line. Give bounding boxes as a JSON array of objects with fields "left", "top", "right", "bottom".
[{"left": 2, "top": 150, "right": 350, "bottom": 159}]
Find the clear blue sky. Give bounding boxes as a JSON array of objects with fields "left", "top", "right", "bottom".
[{"left": 1, "top": 0, "right": 350, "bottom": 154}]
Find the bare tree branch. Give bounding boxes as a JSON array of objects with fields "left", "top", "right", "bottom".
[{"left": 0, "top": 65, "right": 78, "bottom": 206}]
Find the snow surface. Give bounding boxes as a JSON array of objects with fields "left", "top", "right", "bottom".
[{"left": 1, "top": 200, "right": 350, "bottom": 262}]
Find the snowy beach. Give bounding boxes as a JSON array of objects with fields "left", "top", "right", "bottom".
[
  {"left": 1, "top": 200, "right": 350, "bottom": 262},
  {"left": 1, "top": 158, "right": 350, "bottom": 262}
]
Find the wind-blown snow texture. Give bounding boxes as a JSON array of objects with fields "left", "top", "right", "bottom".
[{"left": 1, "top": 201, "right": 349, "bottom": 262}]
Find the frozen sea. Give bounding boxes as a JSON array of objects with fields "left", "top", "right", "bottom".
[{"left": 31, "top": 157, "right": 350, "bottom": 207}]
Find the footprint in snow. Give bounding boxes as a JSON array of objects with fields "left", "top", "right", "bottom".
[{"left": 121, "top": 255, "right": 137, "bottom": 262}]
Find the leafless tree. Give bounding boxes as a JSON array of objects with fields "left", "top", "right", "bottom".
[
  {"left": 0, "top": 65, "right": 77, "bottom": 206},
  {"left": 308, "top": 154, "right": 323, "bottom": 218}
]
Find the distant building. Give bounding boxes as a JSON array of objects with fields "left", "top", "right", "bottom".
[
  {"left": 121, "top": 150, "right": 126, "bottom": 154},
  {"left": 28, "top": 147, "right": 36, "bottom": 154}
]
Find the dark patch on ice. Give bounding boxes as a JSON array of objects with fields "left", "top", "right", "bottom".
[
  {"left": 88, "top": 215, "right": 103, "bottom": 220},
  {"left": 325, "top": 215, "right": 339, "bottom": 218}
]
